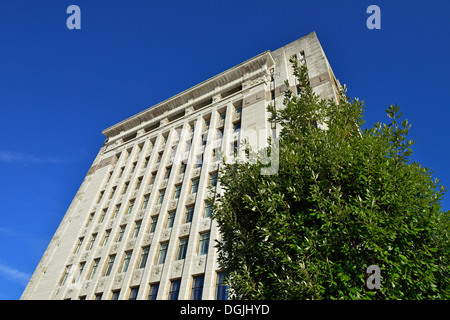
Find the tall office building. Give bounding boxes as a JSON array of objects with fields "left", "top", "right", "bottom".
[{"left": 21, "top": 32, "right": 340, "bottom": 300}]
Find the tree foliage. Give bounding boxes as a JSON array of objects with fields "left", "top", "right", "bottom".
[{"left": 211, "top": 58, "right": 449, "bottom": 299}]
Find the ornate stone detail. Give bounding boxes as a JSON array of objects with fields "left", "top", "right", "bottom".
[
  {"left": 114, "top": 274, "right": 124, "bottom": 286},
  {"left": 83, "top": 281, "right": 90, "bottom": 290},
  {"left": 174, "top": 261, "right": 183, "bottom": 273},
  {"left": 131, "top": 269, "right": 143, "bottom": 286},
  {"left": 150, "top": 265, "right": 162, "bottom": 282},
  {"left": 97, "top": 277, "right": 106, "bottom": 290},
  {"left": 186, "top": 194, "right": 196, "bottom": 205},
  {"left": 196, "top": 256, "right": 205, "bottom": 268},
  {"left": 192, "top": 167, "right": 201, "bottom": 178},
  {"left": 160, "top": 118, "right": 169, "bottom": 126},
  {"left": 110, "top": 243, "right": 119, "bottom": 254},
  {"left": 121, "top": 215, "right": 129, "bottom": 225},
  {"left": 161, "top": 229, "right": 171, "bottom": 241},
  {"left": 152, "top": 266, "right": 161, "bottom": 277},
  {"left": 54, "top": 287, "right": 62, "bottom": 297},
  {"left": 153, "top": 205, "right": 161, "bottom": 215},
  {"left": 175, "top": 174, "right": 184, "bottom": 184},
  {"left": 126, "top": 239, "right": 135, "bottom": 250},
  {"left": 179, "top": 223, "right": 191, "bottom": 236},
  {"left": 95, "top": 247, "right": 104, "bottom": 258},
  {"left": 199, "top": 218, "right": 211, "bottom": 231},
  {"left": 143, "top": 234, "right": 153, "bottom": 246},
  {"left": 81, "top": 251, "right": 90, "bottom": 261},
  {"left": 168, "top": 200, "right": 178, "bottom": 211}
]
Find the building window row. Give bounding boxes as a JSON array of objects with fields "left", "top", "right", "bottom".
[
  {"left": 64, "top": 230, "right": 213, "bottom": 289},
  {"left": 73, "top": 271, "right": 228, "bottom": 300}
]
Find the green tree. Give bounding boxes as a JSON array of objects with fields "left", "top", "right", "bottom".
[{"left": 211, "top": 58, "right": 449, "bottom": 299}]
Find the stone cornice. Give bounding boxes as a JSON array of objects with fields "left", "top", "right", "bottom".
[{"left": 102, "top": 51, "right": 275, "bottom": 139}]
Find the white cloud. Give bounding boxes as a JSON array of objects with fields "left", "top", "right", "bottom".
[
  {"left": 0, "top": 263, "right": 31, "bottom": 286},
  {"left": 0, "top": 150, "right": 60, "bottom": 165}
]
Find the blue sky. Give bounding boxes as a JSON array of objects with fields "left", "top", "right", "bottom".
[{"left": 0, "top": 0, "right": 448, "bottom": 300}]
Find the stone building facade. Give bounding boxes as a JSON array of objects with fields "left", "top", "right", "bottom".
[{"left": 21, "top": 32, "right": 340, "bottom": 300}]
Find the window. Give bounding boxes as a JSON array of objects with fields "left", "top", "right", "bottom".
[
  {"left": 122, "top": 182, "right": 129, "bottom": 195},
  {"left": 231, "top": 140, "right": 239, "bottom": 156},
  {"left": 116, "top": 226, "right": 125, "bottom": 242},
  {"left": 168, "top": 280, "right": 181, "bottom": 300},
  {"left": 164, "top": 167, "right": 172, "bottom": 180},
  {"left": 110, "top": 187, "right": 116, "bottom": 199},
  {"left": 179, "top": 162, "right": 187, "bottom": 174},
  {"left": 233, "top": 122, "right": 241, "bottom": 133},
  {"left": 194, "top": 155, "right": 203, "bottom": 168},
  {"left": 113, "top": 205, "right": 121, "bottom": 219},
  {"left": 176, "top": 238, "right": 188, "bottom": 260},
  {"left": 215, "top": 272, "right": 228, "bottom": 300},
  {"left": 97, "top": 191, "right": 104, "bottom": 204},
  {"left": 212, "top": 147, "right": 221, "bottom": 161},
  {"left": 129, "top": 287, "right": 139, "bottom": 300},
  {"left": 156, "top": 243, "right": 168, "bottom": 265},
  {"left": 170, "top": 146, "right": 177, "bottom": 160},
  {"left": 191, "top": 275, "right": 204, "bottom": 300},
  {"left": 190, "top": 179, "right": 199, "bottom": 194},
  {"left": 138, "top": 247, "right": 150, "bottom": 269},
  {"left": 234, "top": 105, "right": 242, "bottom": 117},
  {"left": 173, "top": 185, "right": 181, "bottom": 199},
  {"left": 149, "top": 173, "right": 156, "bottom": 185},
  {"left": 166, "top": 211, "right": 175, "bottom": 228},
  {"left": 126, "top": 199, "right": 135, "bottom": 215},
  {"left": 204, "top": 118, "right": 210, "bottom": 130},
  {"left": 74, "top": 237, "right": 84, "bottom": 254},
  {"left": 135, "top": 177, "right": 142, "bottom": 190},
  {"left": 149, "top": 216, "right": 158, "bottom": 233},
  {"left": 142, "top": 194, "right": 149, "bottom": 210},
  {"left": 185, "top": 141, "right": 192, "bottom": 153},
  {"left": 99, "top": 209, "right": 107, "bottom": 223},
  {"left": 86, "top": 213, "right": 95, "bottom": 227},
  {"left": 59, "top": 265, "right": 72, "bottom": 286},
  {"left": 204, "top": 201, "right": 213, "bottom": 218},
  {"left": 111, "top": 290, "right": 120, "bottom": 300},
  {"left": 198, "top": 232, "right": 210, "bottom": 255},
  {"left": 185, "top": 206, "right": 194, "bottom": 223},
  {"left": 74, "top": 262, "right": 85, "bottom": 283},
  {"left": 95, "top": 293, "right": 103, "bottom": 300},
  {"left": 156, "top": 152, "right": 163, "bottom": 164},
  {"left": 121, "top": 251, "right": 133, "bottom": 273},
  {"left": 104, "top": 255, "right": 115, "bottom": 276},
  {"left": 87, "top": 233, "right": 97, "bottom": 250},
  {"left": 88, "top": 259, "right": 100, "bottom": 280},
  {"left": 144, "top": 157, "right": 150, "bottom": 168},
  {"left": 209, "top": 172, "right": 218, "bottom": 188},
  {"left": 130, "top": 162, "right": 137, "bottom": 173},
  {"left": 132, "top": 221, "right": 141, "bottom": 238},
  {"left": 148, "top": 283, "right": 159, "bottom": 300},
  {"left": 157, "top": 190, "right": 165, "bottom": 205},
  {"left": 102, "top": 230, "right": 111, "bottom": 246},
  {"left": 125, "top": 148, "right": 132, "bottom": 160},
  {"left": 118, "top": 167, "right": 124, "bottom": 178},
  {"left": 216, "top": 128, "right": 224, "bottom": 140}
]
